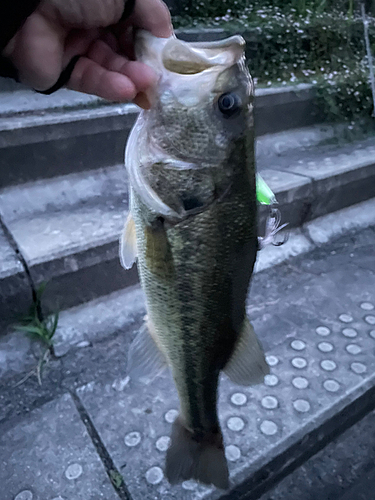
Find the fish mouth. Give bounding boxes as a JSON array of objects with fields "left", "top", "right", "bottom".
[
  {"left": 135, "top": 31, "right": 246, "bottom": 107},
  {"left": 135, "top": 31, "right": 245, "bottom": 76}
]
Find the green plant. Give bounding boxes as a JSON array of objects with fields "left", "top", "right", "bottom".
[
  {"left": 109, "top": 470, "right": 124, "bottom": 489},
  {"left": 177, "top": 0, "right": 249, "bottom": 18},
  {"left": 173, "top": 0, "right": 365, "bottom": 20},
  {"left": 316, "top": 61, "right": 374, "bottom": 121},
  {"left": 348, "top": 0, "right": 354, "bottom": 17},
  {"left": 173, "top": 4, "right": 375, "bottom": 122},
  {"left": 14, "top": 283, "right": 59, "bottom": 385},
  {"left": 15, "top": 283, "right": 58, "bottom": 348}
]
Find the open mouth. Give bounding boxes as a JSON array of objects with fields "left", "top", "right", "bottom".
[
  {"left": 135, "top": 31, "right": 245, "bottom": 76},
  {"left": 162, "top": 35, "right": 245, "bottom": 75}
]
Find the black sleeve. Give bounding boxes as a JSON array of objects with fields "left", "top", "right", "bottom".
[{"left": 0, "top": 0, "right": 42, "bottom": 79}]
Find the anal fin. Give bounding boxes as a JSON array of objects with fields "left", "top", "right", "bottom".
[
  {"left": 224, "top": 318, "right": 270, "bottom": 386},
  {"left": 127, "top": 321, "right": 167, "bottom": 383}
]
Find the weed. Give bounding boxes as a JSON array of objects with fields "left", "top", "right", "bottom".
[
  {"left": 109, "top": 470, "right": 124, "bottom": 489},
  {"left": 14, "top": 283, "right": 59, "bottom": 385},
  {"left": 15, "top": 283, "right": 58, "bottom": 347}
]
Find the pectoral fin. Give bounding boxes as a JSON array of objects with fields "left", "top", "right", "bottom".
[
  {"left": 120, "top": 212, "right": 138, "bottom": 270},
  {"left": 144, "top": 219, "right": 174, "bottom": 279},
  {"left": 127, "top": 321, "right": 167, "bottom": 383},
  {"left": 224, "top": 318, "right": 269, "bottom": 386}
]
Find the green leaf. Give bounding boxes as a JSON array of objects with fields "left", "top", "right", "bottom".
[
  {"left": 50, "top": 312, "right": 59, "bottom": 336},
  {"left": 15, "top": 325, "right": 45, "bottom": 335},
  {"left": 109, "top": 470, "right": 123, "bottom": 488},
  {"left": 36, "top": 282, "right": 48, "bottom": 300}
]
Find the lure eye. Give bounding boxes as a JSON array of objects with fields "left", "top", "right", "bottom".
[{"left": 218, "top": 92, "right": 241, "bottom": 117}]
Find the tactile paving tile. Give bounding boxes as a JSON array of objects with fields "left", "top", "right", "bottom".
[
  {"left": 0, "top": 394, "right": 118, "bottom": 500},
  {"left": 77, "top": 297, "right": 375, "bottom": 500}
]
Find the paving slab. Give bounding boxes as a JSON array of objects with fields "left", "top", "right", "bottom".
[
  {"left": 306, "top": 197, "right": 375, "bottom": 246},
  {"left": 255, "top": 122, "right": 360, "bottom": 160},
  {"left": 257, "top": 197, "right": 375, "bottom": 274},
  {"left": 0, "top": 393, "right": 119, "bottom": 500},
  {"left": 0, "top": 330, "right": 37, "bottom": 380},
  {"left": 254, "top": 228, "right": 314, "bottom": 274},
  {"left": 76, "top": 227, "right": 375, "bottom": 500},
  {"left": 0, "top": 165, "right": 128, "bottom": 265}
]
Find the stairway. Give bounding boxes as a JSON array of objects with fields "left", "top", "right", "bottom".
[{"left": 1, "top": 75, "right": 357, "bottom": 325}]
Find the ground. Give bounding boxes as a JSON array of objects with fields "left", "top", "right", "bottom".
[{"left": 1, "top": 224, "right": 375, "bottom": 500}]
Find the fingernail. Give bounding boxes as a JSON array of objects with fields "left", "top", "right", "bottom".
[{"left": 134, "top": 91, "right": 151, "bottom": 109}]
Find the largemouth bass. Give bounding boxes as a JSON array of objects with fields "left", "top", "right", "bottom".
[{"left": 120, "top": 31, "right": 269, "bottom": 490}]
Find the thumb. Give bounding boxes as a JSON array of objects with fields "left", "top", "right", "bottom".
[{"left": 8, "top": 12, "right": 65, "bottom": 91}]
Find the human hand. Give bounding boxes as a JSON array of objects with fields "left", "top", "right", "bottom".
[{"left": 2, "top": 0, "right": 172, "bottom": 107}]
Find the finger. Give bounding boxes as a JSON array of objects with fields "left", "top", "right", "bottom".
[
  {"left": 62, "top": 28, "right": 102, "bottom": 67},
  {"left": 9, "top": 12, "right": 65, "bottom": 90},
  {"left": 99, "top": 31, "right": 119, "bottom": 52},
  {"left": 117, "top": 60, "right": 157, "bottom": 91},
  {"left": 131, "top": 0, "right": 173, "bottom": 38},
  {"left": 68, "top": 56, "right": 137, "bottom": 102},
  {"left": 87, "top": 39, "right": 157, "bottom": 91}
]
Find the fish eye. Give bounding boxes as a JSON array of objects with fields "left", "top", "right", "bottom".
[{"left": 218, "top": 92, "right": 241, "bottom": 117}]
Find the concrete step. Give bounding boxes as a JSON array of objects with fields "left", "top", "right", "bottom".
[
  {"left": 0, "top": 164, "right": 136, "bottom": 319},
  {"left": 0, "top": 127, "right": 374, "bottom": 326},
  {"left": 0, "top": 100, "right": 138, "bottom": 188},
  {"left": 0, "top": 83, "right": 321, "bottom": 188},
  {"left": 258, "top": 131, "right": 375, "bottom": 226}
]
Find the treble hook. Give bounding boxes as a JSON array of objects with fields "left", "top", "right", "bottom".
[{"left": 258, "top": 206, "right": 289, "bottom": 250}]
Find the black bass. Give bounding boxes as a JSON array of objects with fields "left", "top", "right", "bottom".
[{"left": 120, "top": 31, "right": 269, "bottom": 490}]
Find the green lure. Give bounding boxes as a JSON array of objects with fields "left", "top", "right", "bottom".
[{"left": 256, "top": 174, "right": 276, "bottom": 205}]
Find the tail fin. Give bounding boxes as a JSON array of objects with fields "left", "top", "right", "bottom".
[{"left": 165, "top": 418, "right": 229, "bottom": 490}]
